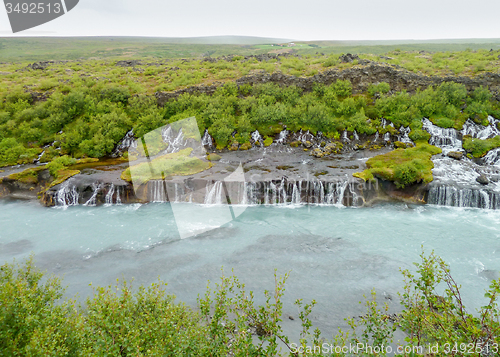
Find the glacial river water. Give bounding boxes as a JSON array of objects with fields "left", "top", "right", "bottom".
[{"left": 1, "top": 199, "right": 499, "bottom": 338}]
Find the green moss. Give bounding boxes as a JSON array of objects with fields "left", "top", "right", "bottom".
[
  {"left": 121, "top": 148, "right": 212, "bottom": 184},
  {"left": 263, "top": 137, "right": 273, "bottom": 147},
  {"left": 49, "top": 169, "right": 80, "bottom": 188},
  {"left": 354, "top": 143, "right": 442, "bottom": 188},
  {"left": 239, "top": 142, "right": 252, "bottom": 150},
  {"left": 206, "top": 153, "right": 222, "bottom": 161},
  {"left": 462, "top": 135, "right": 500, "bottom": 158},
  {"left": 7, "top": 166, "right": 46, "bottom": 185},
  {"left": 290, "top": 141, "right": 301, "bottom": 148}
]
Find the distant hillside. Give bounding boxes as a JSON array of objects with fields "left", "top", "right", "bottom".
[
  {"left": 1, "top": 36, "right": 500, "bottom": 62},
  {"left": 148, "top": 36, "right": 294, "bottom": 45}
]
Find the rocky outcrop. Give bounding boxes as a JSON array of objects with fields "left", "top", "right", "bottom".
[{"left": 155, "top": 63, "right": 500, "bottom": 106}]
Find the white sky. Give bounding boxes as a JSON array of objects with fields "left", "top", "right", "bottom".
[{"left": 1, "top": 0, "right": 500, "bottom": 40}]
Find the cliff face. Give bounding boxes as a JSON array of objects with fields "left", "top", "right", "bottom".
[{"left": 155, "top": 63, "right": 500, "bottom": 106}]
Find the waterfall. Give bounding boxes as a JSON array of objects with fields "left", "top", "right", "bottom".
[
  {"left": 204, "top": 181, "right": 225, "bottom": 205},
  {"left": 105, "top": 184, "right": 115, "bottom": 205},
  {"left": 201, "top": 130, "right": 214, "bottom": 148},
  {"left": 353, "top": 131, "right": 360, "bottom": 141},
  {"left": 422, "top": 118, "right": 462, "bottom": 150},
  {"left": 148, "top": 180, "right": 168, "bottom": 202},
  {"left": 398, "top": 126, "right": 413, "bottom": 144},
  {"left": 484, "top": 148, "right": 500, "bottom": 166},
  {"left": 84, "top": 183, "right": 102, "bottom": 206},
  {"left": 161, "top": 127, "right": 186, "bottom": 154},
  {"left": 56, "top": 184, "right": 79, "bottom": 207},
  {"left": 279, "top": 178, "right": 288, "bottom": 204},
  {"left": 112, "top": 130, "right": 135, "bottom": 157},
  {"left": 462, "top": 116, "right": 500, "bottom": 140},
  {"left": 384, "top": 132, "right": 391, "bottom": 142},
  {"left": 374, "top": 131, "right": 380, "bottom": 141},
  {"left": 276, "top": 130, "right": 289, "bottom": 144},
  {"left": 291, "top": 181, "right": 302, "bottom": 204},
  {"left": 251, "top": 130, "right": 263, "bottom": 144},
  {"left": 428, "top": 185, "right": 500, "bottom": 209},
  {"left": 104, "top": 184, "right": 123, "bottom": 205},
  {"left": 342, "top": 130, "right": 350, "bottom": 142},
  {"left": 116, "top": 186, "right": 122, "bottom": 204}
]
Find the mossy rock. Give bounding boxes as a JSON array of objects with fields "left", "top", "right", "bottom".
[
  {"left": 463, "top": 135, "right": 500, "bottom": 158},
  {"left": 121, "top": 148, "right": 212, "bottom": 184},
  {"left": 311, "top": 148, "right": 326, "bottom": 158},
  {"left": 49, "top": 169, "right": 81, "bottom": 188},
  {"left": 290, "top": 141, "right": 302, "bottom": 148},
  {"left": 263, "top": 137, "right": 273, "bottom": 147},
  {"left": 304, "top": 141, "right": 313, "bottom": 148},
  {"left": 207, "top": 153, "right": 222, "bottom": 161},
  {"left": 354, "top": 143, "right": 442, "bottom": 188},
  {"left": 7, "top": 166, "right": 46, "bottom": 185},
  {"left": 240, "top": 142, "right": 252, "bottom": 150},
  {"left": 320, "top": 141, "right": 326, "bottom": 147},
  {"left": 228, "top": 142, "right": 240, "bottom": 151},
  {"left": 394, "top": 141, "right": 408, "bottom": 149}
]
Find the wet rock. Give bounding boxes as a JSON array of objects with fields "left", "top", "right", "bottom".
[
  {"left": 476, "top": 174, "right": 489, "bottom": 185},
  {"left": 447, "top": 151, "right": 463, "bottom": 160}
]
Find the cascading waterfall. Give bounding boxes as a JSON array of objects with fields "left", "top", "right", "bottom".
[
  {"left": 353, "top": 131, "right": 360, "bottom": 141},
  {"left": 204, "top": 181, "right": 225, "bottom": 205},
  {"left": 251, "top": 130, "right": 263, "bottom": 144},
  {"left": 297, "top": 130, "right": 313, "bottom": 144},
  {"left": 198, "top": 178, "right": 355, "bottom": 206},
  {"left": 148, "top": 180, "right": 168, "bottom": 202},
  {"left": 84, "top": 183, "right": 102, "bottom": 207},
  {"left": 201, "top": 130, "right": 214, "bottom": 148},
  {"left": 105, "top": 184, "right": 123, "bottom": 205},
  {"left": 56, "top": 184, "right": 79, "bottom": 207},
  {"left": 428, "top": 186, "right": 500, "bottom": 210},
  {"left": 462, "top": 116, "right": 500, "bottom": 140},
  {"left": 112, "top": 130, "right": 135, "bottom": 157},
  {"left": 398, "top": 126, "right": 413, "bottom": 144},
  {"left": 105, "top": 184, "right": 115, "bottom": 205},
  {"left": 483, "top": 148, "right": 500, "bottom": 166},
  {"left": 422, "top": 118, "right": 462, "bottom": 150},
  {"left": 161, "top": 127, "right": 186, "bottom": 154},
  {"left": 342, "top": 130, "right": 350, "bottom": 142},
  {"left": 276, "top": 130, "right": 289, "bottom": 144}
]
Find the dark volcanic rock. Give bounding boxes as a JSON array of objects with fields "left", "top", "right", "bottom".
[
  {"left": 476, "top": 174, "right": 489, "bottom": 185},
  {"left": 339, "top": 53, "right": 360, "bottom": 63},
  {"left": 27, "top": 61, "right": 54, "bottom": 70},
  {"left": 116, "top": 60, "right": 142, "bottom": 67},
  {"left": 155, "top": 63, "right": 500, "bottom": 106}
]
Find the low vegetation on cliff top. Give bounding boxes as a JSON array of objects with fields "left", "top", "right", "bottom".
[{"left": 1, "top": 252, "right": 499, "bottom": 356}]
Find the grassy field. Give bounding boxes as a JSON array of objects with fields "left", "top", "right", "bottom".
[{"left": 1, "top": 36, "right": 500, "bottom": 62}]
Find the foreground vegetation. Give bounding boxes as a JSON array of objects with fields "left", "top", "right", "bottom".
[{"left": 1, "top": 252, "right": 499, "bottom": 356}]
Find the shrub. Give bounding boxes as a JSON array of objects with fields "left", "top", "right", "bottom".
[{"left": 47, "top": 155, "right": 77, "bottom": 177}]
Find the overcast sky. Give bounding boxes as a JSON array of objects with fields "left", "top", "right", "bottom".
[{"left": 1, "top": 0, "right": 500, "bottom": 40}]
